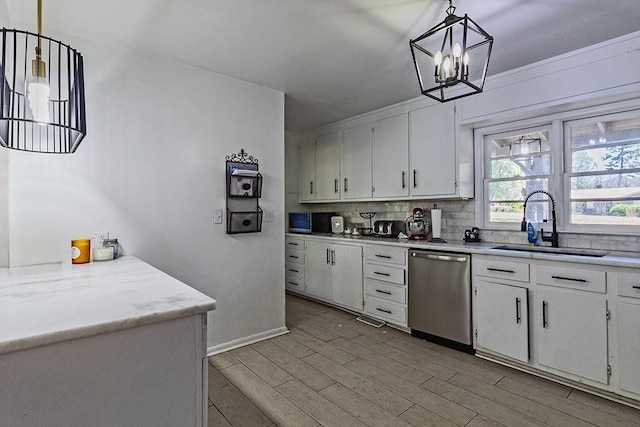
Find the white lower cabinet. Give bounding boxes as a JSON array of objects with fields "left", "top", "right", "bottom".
[
  {"left": 363, "top": 245, "right": 407, "bottom": 327},
  {"left": 617, "top": 302, "right": 640, "bottom": 395},
  {"left": 304, "top": 239, "right": 363, "bottom": 311},
  {"left": 536, "top": 288, "right": 609, "bottom": 384},
  {"left": 475, "top": 280, "right": 529, "bottom": 363}
]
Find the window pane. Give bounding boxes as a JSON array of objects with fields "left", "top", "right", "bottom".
[
  {"left": 570, "top": 116, "right": 640, "bottom": 150},
  {"left": 570, "top": 173, "right": 640, "bottom": 199},
  {"left": 571, "top": 201, "right": 640, "bottom": 226},
  {"left": 491, "top": 154, "right": 551, "bottom": 178},
  {"left": 572, "top": 142, "right": 640, "bottom": 173},
  {"left": 489, "top": 203, "right": 523, "bottom": 222},
  {"left": 489, "top": 179, "right": 548, "bottom": 202},
  {"left": 489, "top": 130, "right": 550, "bottom": 159}
]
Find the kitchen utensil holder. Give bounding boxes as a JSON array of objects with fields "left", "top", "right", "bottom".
[{"left": 225, "top": 149, "right": 263, "bottom": 234}]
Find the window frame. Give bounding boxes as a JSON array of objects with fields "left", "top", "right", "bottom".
[{"left": 474, "top": 99, "right": 640, "bottom": 236}]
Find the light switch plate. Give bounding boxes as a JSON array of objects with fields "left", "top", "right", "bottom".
[{"left": 214, "top": 209, "right": 223, "bottom": 224}]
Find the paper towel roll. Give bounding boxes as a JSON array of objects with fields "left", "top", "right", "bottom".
[{"left": 431, "top": 208, "right": 442, "bottom": 239}]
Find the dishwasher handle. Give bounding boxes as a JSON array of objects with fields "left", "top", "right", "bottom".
[{"left": 411, "top": 252, "right": 468, "bottom": 263}]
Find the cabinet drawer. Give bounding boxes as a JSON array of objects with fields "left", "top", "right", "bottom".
[
  {"left": 536, "top": 265, "right": 606, "bottom": 293},
  {"left": 285, "top": 248, "right": 305, "bottom": 264},
  {"left": 365, "top": 246, "right": 407, "bottom": 266},
  {"left": 286, "top": 275, "right": 305, "bottom": 292},
  {"left": 285, "top": 237, "right": 305, "bottom": 249},
  {"left": 364, "top": 262, "right": 405, "bottom": 285},
  {"left": 365, "top": 279, "right": 406, "bottom": 304},
  {"left": 285, "top": 262, "right": 305, "bottom": 278},
  {"left": 618, "top": 272, "right": 640, "bottom": 299},
  {"left": 475, "top": 258, "right": 530, "bottom": 283},
  {"left": 364, "top": 295, "right": 406, "bottom": 324}
]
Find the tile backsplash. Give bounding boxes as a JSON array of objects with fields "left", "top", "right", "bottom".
[{"left": 302, "top": 199, "right": 640, "bottom": 253}]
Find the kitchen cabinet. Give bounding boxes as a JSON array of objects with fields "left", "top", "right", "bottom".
[
  {"left": 475, "top": 280, "right": 529, "bottom": 363},
  {"left": 341, "top": 123, "right": 373, "bottom": 199},
  {"left": 298, "top": 139, "right": 316, "bottom": 202},
  {"left": 285, "top": 236, "right": 306, "bottom": 293},
  {"left": 617, "top": 302, "right": 640, "bottom": 395},
  {"left": 409, "top": 103, "right": 456, "bottom": 197},
  {"left": 372, "top": 114, "right": 409, "bottom": 199},
  {"left": 304, "top": 239, "right": 363, "bottom": 311},
  {"left": 363, "top": 245, "right": 407, "bottom": 326},
  {"left": 537, "top": 288, "right": 608, "bottom": 384},
  {"left": 314, "top": 132, "right": 341, "bottom": 201}
]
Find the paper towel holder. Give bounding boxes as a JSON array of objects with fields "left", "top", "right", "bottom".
[{"left": 430, "top": 204, "right": 447, "bottom": 243}]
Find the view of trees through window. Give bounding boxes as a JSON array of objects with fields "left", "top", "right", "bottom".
[
  {"left": 486, "top": 127, "right": 551, "bottom": 223},
  {"left": 568, "top": 114, "right": 640, "bottom": 226}
]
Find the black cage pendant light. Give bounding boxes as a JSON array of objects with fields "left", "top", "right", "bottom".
[
  {"left": 410, "top": 0, "right": 493, "bottom": 103},
  {"left": 0, "top": 0, "right": 86, "bottom": 154}
]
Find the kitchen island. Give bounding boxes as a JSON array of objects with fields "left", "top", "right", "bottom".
[{"left": 0, "top": 256, "right": 216, "bottom": 426}]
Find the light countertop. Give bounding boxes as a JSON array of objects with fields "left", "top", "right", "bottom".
[
  {"left": 287, "top": 233, "right": 640, "bottom": 268},
  {"left": 0, "top": 256, "right": 216, "bottom": 356}
]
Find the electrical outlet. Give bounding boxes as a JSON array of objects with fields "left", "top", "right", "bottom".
[
  {"left": 94, "top": 231, "right": 109, "bottom": 248},
  {"left": 213, "top": 209, "right": 223, "bottom": 224},
  {"left": 264, "top": 209, "right": 274, "bottom": 222}
]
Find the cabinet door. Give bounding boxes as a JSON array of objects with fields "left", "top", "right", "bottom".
[
  {"left": 331, "top": 244, "right": 363, "bottom": 311},
  {"left": 617, "top": 302, "right": 640, "bottom": 395},
  {"left": 342, "top": 123, "right": 372, "bottom": 199},
  {"left": 537, "top": 289, "right": 608, "bottom": 384},
  {"left": 373, "top": 114, "right": 409, "bottom": 198},
  {"left": 409, "top": 104, "right": 456, "bottom": 197},
  {"left": 304, "top": 240, "right": 331, "bottom": 300},
  {"left": 315, "top": 132, "right": 341, "bottom": 201},
  {"left": 476, "top": 280, "right": 529, "bottom": 363},
  {"left": 298, "top": 140, "right": 316, "bottom": 201}
]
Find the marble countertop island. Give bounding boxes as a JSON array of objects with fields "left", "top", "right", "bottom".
[{"left": 0, "top": 256, "right": 216, "bottom": 356}]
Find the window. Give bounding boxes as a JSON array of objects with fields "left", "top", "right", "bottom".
[
  {"left": 484, "top": 125, "right": 554, "bottom": 225},
  {"left": 479, "top": 105, "right": 640, "bottom": 234},
  {"left": 565, "top": 111, "right": 640, "bottom": 227}
]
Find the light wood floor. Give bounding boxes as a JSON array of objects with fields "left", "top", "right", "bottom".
[{"left": 206, "top": 293, "right": 640, "bottom": 426}]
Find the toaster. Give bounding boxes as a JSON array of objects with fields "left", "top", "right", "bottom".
[{"left": 372, "top": 220, "right": 405, "bottom": 237}]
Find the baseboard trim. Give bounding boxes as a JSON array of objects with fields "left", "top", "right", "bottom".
[{"left": 206, "top": 326, "right": 289, "bottom": 356}]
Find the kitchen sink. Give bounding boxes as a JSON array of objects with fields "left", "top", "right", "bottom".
[{"left": 492, "top": 244, "right": 608, "bottom": 257}]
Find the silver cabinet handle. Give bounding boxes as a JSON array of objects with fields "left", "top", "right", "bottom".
[
  {"left": 425, "top": 254, "right": 467, "bottom": 262},
  {"left": 551, "top": 275, "right": 587, "bottom": 283}
]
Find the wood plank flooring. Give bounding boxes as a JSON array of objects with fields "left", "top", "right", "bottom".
[{"left": 207, "top": 294, "right": 640, "bottom": 426}]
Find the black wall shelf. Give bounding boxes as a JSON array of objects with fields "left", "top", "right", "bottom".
[{"left": 225, "top": 149, "right": 263, "bottom": 234}]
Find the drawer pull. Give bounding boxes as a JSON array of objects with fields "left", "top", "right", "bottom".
[
  {"left": 487, "top": 267, "right": 515, "bottom": 274},
  {"left": 376, "top": 308, "right": 392, "bottom": 314},
  {"left": 288, "top": 269, "right": 299, "bottom": 273},
  {"left": 551, "top": 275, "right": 587, "bottom": 283},
  {"left": 288, "top": 281, "right": 299, "bottom": 286},
  {"left": 289, "top": 255, "right": 299, "bottom": 259},
  {"left": 374, "top": 272, "right": 391, "bottom": 277},
  {"left": 633, "top": 285, "right": 640, "bottom": 289},
  {"left": 375, "top": 254, "right": 392, "bottom": 259},
  {"left": 515, "top": 297, "right": 521, "bottom": 324},
  {"left": 288, "top": 242, "right": 299, "bottom": 246},
  {"left": 375, "top": 289, "right": 392, "bottom": 295}
]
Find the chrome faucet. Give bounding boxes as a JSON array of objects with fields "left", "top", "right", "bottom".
[{"left": 520, "top": 190, "right": 559, "bottom": 248}]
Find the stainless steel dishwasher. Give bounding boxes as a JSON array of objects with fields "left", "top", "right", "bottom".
[{"left": 408, "top": 249, "right": 473, "bottom": 353}]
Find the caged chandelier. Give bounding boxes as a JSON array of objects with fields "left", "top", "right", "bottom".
[
  {"left": 0, "top": 0, "right": 86, "bottom": 154},
  {"left": 409, "top": 0, "right": 493, "bottom": 103}
]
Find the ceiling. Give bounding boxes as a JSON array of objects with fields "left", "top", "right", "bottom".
[{"left": 6, "top": 0, "right": 640, "bottom": 133}]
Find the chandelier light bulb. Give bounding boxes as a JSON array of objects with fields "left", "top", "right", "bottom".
[
  {"left": 453, "top": 43, "right": 462, "bottom": 58},
  {"left": 27, "top": 79, "right": 50, "bottom": 123},
  {"left": 434, "top": 51, "right": 443, "bottom": 66},
  {"left": 463, "top": 52, "right": 469, "bottom": 65},
  {"left": 443, "top": 56, "right": 452, "bottom": 76}
]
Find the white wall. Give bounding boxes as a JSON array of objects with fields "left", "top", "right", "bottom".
[
  {"left": 0, "top": 0, "right": 9, "bottom": 268},
  {"left": 7, "top": 28, "right": 286, "bottom": 351}
]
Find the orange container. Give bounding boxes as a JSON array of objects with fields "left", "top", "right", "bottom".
[{"left": 71, "top": 239, "right": 91, "bottom": 264}]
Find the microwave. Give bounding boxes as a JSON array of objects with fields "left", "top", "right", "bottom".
[{"left": 288, "top": 212, "right": 335, "bottom": 234}]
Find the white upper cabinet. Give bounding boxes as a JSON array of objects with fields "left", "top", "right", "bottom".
[
  {"left": 409, "top": 103, "right": 457, "bottom": 197},
  {"left": 298, "top": 139, "right": 316, "bottom": 202},
  {"left": 372, "top": 114, "right": 409, "bottom": 199},
  {"left": 341, "top": 123, "right": 373, "bottom": 200},
  {"left": 314, "top": 132, "right": 341, "bottom": 201}
]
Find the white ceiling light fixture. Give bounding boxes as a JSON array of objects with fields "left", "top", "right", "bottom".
[
  {"left": 0, "top": 0, "right": 86, "bottom": 153},
  {"left": 410, "top": 0, "right": 493, "bottom": 103}
]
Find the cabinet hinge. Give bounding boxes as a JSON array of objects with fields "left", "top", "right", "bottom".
[
  {"left": 606, "top": 309, "right": 611, "bottom": 320},
  {"left": 607, "top": 365, "right": 612, "bottom": 377},
  {"left": 474, "top": 329, "right": 478, "bottom": 338},
  {"left": 474, "top": 287, "right": 477, "bottom": 296},
  {"left": 454, "top": 106, "right": 457, "bottom": 113}
]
